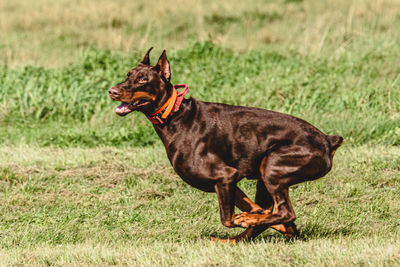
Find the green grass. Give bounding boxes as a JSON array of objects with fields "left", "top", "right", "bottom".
[
  {"left": 1, "top": 0, "right": 400, "bottom": 265},
  {"left": 1, "top": 42, "right": 399, "bottom": 147},
  {"left": 0, "top": 145, "right": 399, "bottom": 265}
]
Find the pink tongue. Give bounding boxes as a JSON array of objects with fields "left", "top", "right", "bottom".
[{"left": 116, "top": 102, "right": 132, "bottom": 116}]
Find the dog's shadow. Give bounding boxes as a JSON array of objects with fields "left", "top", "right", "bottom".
[{"left": 206, "top": 223, "right": 354, "bottom": 244}]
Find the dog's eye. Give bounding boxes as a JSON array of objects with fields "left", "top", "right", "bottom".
[{"left": 137, "top": 76, "right": 147, "bottom": 82}]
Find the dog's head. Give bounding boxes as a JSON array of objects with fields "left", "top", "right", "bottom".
[{"left": 108, "top": 48, "right": 172, "bottom": 116}]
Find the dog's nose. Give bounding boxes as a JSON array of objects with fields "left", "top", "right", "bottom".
[{"left": 108, "top": 87, "right": 121, "bottom": 97}]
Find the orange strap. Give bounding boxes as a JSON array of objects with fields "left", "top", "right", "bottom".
[
  {"left": 152, "top": 87, "right": 177, "bottom": 119},
  {"left": 146, "top": 84, "right": 188, "bottom": 125}
]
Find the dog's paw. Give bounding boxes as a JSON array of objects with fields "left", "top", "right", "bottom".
[
  {"left": 222, "top": 220, "right": 236, "bottom": 228},
  {"left": 232, "top": 213, "right": 253, "bottom": 228},
  {"left": 233, "top": 212, "right": 268, "bottom": 228},
  {"left": 234, "top": 212, "right": 249, "bottom": 220}
]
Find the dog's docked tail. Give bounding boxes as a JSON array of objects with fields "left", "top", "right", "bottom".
[{"left": 327, "top": 135, "right": 344, "bottom": 158}]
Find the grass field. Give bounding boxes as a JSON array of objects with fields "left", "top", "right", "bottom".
[
  {"left": 1, "top": 0, "right": 400, "bottom": 265},
  {"left": 0, "top": 146, "right": 399, "bottom": 265}
]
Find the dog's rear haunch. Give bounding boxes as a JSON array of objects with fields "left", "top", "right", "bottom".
[{"left": 108, "top": 48, "right": 343, "bottom": 243}]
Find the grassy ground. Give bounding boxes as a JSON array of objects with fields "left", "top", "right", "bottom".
[
  {"left": 0, "top": 145, "right": 399, "bottom": 265},
  {"left": 1, "top": 0, "right": 400, "bottom": 265}
]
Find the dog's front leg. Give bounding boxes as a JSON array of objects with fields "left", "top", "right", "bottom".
[{"left": 214, "top": 167, "right": 239, "bottom": 228}]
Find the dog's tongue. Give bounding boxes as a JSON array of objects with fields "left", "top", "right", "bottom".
[{"left": 116, "top": 102, "right": 133, "bottom": 116}]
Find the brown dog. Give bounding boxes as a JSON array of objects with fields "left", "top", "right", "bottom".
[{"left": 108, "top": 48, "right": 343, "bottom": 243}]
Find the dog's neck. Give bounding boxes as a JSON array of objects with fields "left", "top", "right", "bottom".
[
  {"left": 152, "top": 97, "right": 196, "bottom": 146},
  {"left": 146, "top": 84, "right": 189, "bottom": 125}
]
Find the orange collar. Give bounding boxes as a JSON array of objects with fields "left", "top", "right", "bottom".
[{"left": 146, "top": 84, "right": 188, "bottom": 125}]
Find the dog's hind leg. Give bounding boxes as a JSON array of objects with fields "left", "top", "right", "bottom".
[
  {"left": 234, "top": 180, "right": 298, "bottom": 240},
  {"left": 232, "top": 181, "right": 297, "bottom": 230},
  {"left": 234, "top": 186, "right": 264, "bottom": 214},
  {"left": 232, "top": 151, "right": 314, "bottom": 232},
  {"left": 211, "top": 182, "right": 297, "bottom": 243},
  {"left": 253, "top": 179, "right": 298, "bottom": 238},
  {"left": 211, "top": 186, "right": 269, "bottom": 243},
  {"left": 210, "top": 187, "right": 263, "bottom": 243}
]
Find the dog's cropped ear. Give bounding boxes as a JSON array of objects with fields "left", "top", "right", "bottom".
[
  {"left": 155, "top": 50, "right": 171, "bottom": 83},
  {"left": 141, "top": 47, "right": 153, "bottom": 65}
]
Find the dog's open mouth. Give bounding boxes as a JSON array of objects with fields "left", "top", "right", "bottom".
[{"left": 116, "top": 99, "right": 150, "bottom": 116}]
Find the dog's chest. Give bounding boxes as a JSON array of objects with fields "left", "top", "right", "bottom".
[{"left": 164, "top": 144, "right": 218, "bottom": 192}]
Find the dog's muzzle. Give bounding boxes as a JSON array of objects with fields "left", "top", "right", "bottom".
[{"left": 108, "top": 87, "right": 121, "bottom": 100}]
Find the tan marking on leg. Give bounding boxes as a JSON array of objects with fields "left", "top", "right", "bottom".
[
  {"left": 235, "top": 188, "right": 263, "bottom": 213},
  {"left": 259, "top": 156, "right": 266, "bottom": 176},
  {"left": 210, "top": 227, "right": 255, "bottom": 244},
  {"left": 233, "top": 212, "right": 271, "bottom": 228},
  {"left": 270, "top": 223, "right": 297, "bottom": 238},
  {"left": 267, "top": 204, "right": 297, "bottom": 236},
  {"left": 270, "top": 224, "right": 286, "bottom": 232},
  {"left": 259, "top": 156, "right": 273, "bottom": 214}
]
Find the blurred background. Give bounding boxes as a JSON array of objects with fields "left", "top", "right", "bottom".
[
  {"left": 0, "top": 0, "right": 399, "bottom": 147},
  {"left": 1, "top": 0, "right": 399, "bottom": 66}
]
